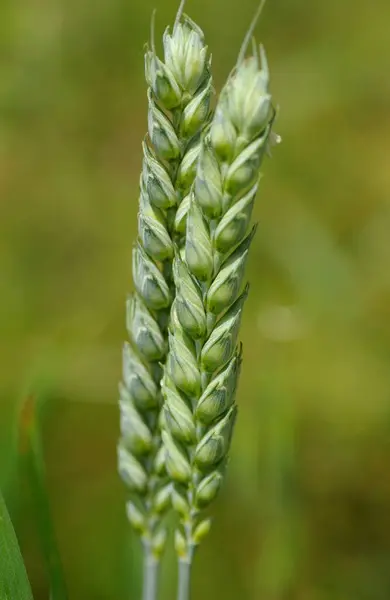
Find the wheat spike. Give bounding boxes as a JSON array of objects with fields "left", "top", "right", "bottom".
[
  {"left": 161, "top": 39, "right": 277, "bottom": 576},
  {"left": 117, "top": 4, "right": 214, "bottom": 588}
]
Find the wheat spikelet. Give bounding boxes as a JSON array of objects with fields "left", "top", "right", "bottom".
[
  {"left": 117, "top": 2, "right": 213, "bottom": 570},
  {"left": 161, "top": 40, "right": 277, "bottom": 570}
]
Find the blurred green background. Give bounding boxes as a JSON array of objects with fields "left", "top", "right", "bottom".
[{"left": 1, "top": 0, "right": 390, "bottom": 598}]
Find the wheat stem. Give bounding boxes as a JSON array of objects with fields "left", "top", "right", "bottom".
[
  {"left": 142, "top": 543, "right": 160, "bottom": 600},
  {"left": 177, "top": 558, "right": 193, "bottom": 600}
]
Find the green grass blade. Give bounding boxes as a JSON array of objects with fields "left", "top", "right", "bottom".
[
  {"left": 19, "top": 394, "right": 68, "bottom": 600},
  {"left": 0, "top": 489, "right": 34, "bottom": 600}
]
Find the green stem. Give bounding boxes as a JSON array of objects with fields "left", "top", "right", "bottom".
[
  {"left": 177, "top": 557, "right": 193, "bottom": 600},
  {"left": 142, "top": 544, "right": 160, "bottom": 600}
]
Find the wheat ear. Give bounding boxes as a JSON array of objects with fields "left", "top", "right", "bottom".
[
  {"left": 117, "top": 4, "right": 213, "bottom": 599},
  {"left": 161, "top": 40, "right": 277, "bottom": 600}
]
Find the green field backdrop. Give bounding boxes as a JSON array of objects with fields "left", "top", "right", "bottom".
[{"left": 1, "top": 0, "right": 390, "bottom": 598}]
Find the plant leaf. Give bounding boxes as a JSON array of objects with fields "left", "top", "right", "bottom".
[
  {"left": 0, "top": 489, "right": 34, "bottom": 600},
  {"left": 19, "top": 394, "right": 68, "bottom": 600}
]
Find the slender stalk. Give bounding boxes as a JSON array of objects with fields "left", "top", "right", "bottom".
[
  {"left": 142, "top": 544, "right": 160, "bottom": 600},
  {"left": 177, "top": 558, "right": 193, "bottom": 600}
]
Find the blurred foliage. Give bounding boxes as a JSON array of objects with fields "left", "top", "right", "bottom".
[
  {"left": 0, "top": 489, "right": 34, "bottom": 600},
  {"left": 1, "top": 0, "right": 390, "bottom": 598},
  {"left": 19, "top": 391, "right": 68, "bottom": 599}
]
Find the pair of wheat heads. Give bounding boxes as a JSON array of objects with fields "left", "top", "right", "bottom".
[{"left": 117, "top": 1, "right": 279, "bottom": 598}]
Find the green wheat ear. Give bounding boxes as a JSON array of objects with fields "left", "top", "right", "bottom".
[
  {"left": 117, "top": 0, "right": 214, "bottom": 596},
  {"left": 161, "top": 18, "right": 279, "bottom": 600}
]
